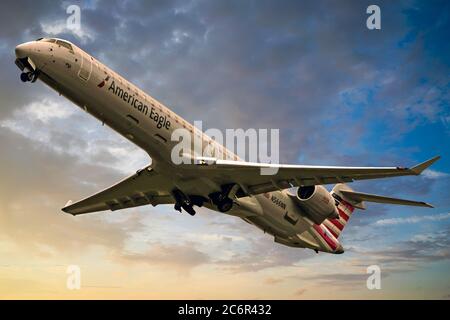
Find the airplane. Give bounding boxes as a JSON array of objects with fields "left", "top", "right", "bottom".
[{"left": 14, "top": 37, "right": 440, "bottom": 254}]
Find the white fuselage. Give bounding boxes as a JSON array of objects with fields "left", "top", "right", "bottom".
[{"left": 15, "top": 39, "right": 343, "bottom": 254}]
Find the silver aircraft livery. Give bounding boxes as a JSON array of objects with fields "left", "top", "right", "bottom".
[{"left": 15, "top": 38, "right": 440, "bottom": 254}]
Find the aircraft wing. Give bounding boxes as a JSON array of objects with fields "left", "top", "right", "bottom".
[
  {"left": 62, "top": 167, "right": 174, "bottom": 215},
  {"left": 190, "top": 156, "right": 440, "bottom": 196},
  {"left": 62, "top": 156, "right": 439, "bottom": 215}
]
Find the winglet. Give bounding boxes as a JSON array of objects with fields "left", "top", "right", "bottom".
[
  {"left": 62, "top": 200, "right": 73, "bottom": 213},
  {"left": 410, "top": 156, "right": 441, "bottom": 175},
  {"left": 421, "top": 202, "right": 434, "bottom": 208}
]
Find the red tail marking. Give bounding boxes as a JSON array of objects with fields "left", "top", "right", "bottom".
[
  {"left": 323, "top": 223, "right": 339, "bottom": 238},
  {"left": 329, "top": 219, "right": 344, "bottom": 231},
  {"left": 313, "top": 225, "right": 337, "bottom": 250},
  {"left": 338, "top": 208, "right": 349, "bottom": 221},
  {"left": 340, "top": 199, "right": 355, "bottom": 213}
]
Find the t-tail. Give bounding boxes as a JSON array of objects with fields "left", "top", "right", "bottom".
[{"left": 323, "top": 183, "right": 433, "bottom": 240}]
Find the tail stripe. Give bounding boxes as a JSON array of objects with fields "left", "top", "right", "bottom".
[
  {"left": 313, "top": 224, "right": 337, "bottom": 251},
  {"left": 338, "top": 208, "right": 350, "bottom": 221},
  {"left": 329, "top": 218, "right": 344, "bottom": 231},
  {"left": 340, "top": 199, "right": 355, "bottom": 213},
  {"left": 322, "top": 221, "right": 339, "bottom": 238},
  {"left": 323, "top": 186, "right": 357, "bottom": 240}
]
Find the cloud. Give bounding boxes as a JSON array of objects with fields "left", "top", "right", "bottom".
[
  {"left": 0, "top": 95, "right": 150, "bottom": 175},
  {"left": 422, "top": 169, "right": 450, "bottom": 179},
  {"left": 23, "top": 99, "right": 75, "bottom": 123},
  {"left": 301, "top": 272, "right": 371, "bottom": 289},
  {"left": 264, "top": 277, "right": 283, "bottom": 285},
  {"left": 118, "top": 242, "right": 210, "bottom": 274},
  {"left": 40, "top": 19, "right": 95, "bottom": 44},
  {"left": 0, "top": 125, "right": 138, "bottom": 255},
  {"left": 374, "top": 212, "right": 450, "bottom": 226},
  {"left": 293, "top": 288, "right": 307, "bottom": 297},
  {"left": 358, "top": 227, "right": 450, "bottom": 266},
  {"left": 217, "top": 236, "right": 314, "bottom": 273}
]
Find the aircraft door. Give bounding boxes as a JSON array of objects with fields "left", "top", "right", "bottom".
[{"left": 78, "top": 53, "right": 92, "bottom": 81}]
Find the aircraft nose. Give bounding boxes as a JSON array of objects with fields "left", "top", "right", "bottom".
[{"left": 15, "top": 42, "right": 33, "bottom": 59}]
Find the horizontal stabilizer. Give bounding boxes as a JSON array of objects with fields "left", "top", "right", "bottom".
[{"left": 340, "top": 190, "right": 433, "bottom": 208}]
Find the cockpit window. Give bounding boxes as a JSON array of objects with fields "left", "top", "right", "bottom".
[
  {"left": 56, "top": 40, "right": 73, "bottom": 51},
  {"left": 38, "top": 38, "right": 56, "bottom": 43}
]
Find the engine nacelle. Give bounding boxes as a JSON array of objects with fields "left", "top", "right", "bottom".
[{"left": 295, "top": 185, "right": 339, "bottom": 224}]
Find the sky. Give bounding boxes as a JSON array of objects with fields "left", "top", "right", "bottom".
[{"left": 0, "top": 0, "right": 449, "bottom": 299}]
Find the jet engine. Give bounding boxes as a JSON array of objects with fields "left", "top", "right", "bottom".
[{"left": 294, "top": 185, "right": 339, "bottom": 224}]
